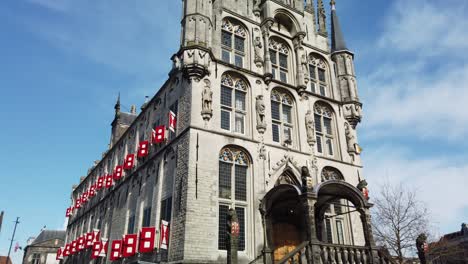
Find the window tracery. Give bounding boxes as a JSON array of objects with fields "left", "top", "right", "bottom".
[
  {"left": 221, "top": 19, "right": 247, "bottom": 68},
  {"left": 220, "top": 73, "right": 248, "bottom": 134},
  {"left": 314, "top": 103, "right": 335, "bottom": 156},
  {"left": 271, "top": 89, "right": 295, "bottom": 146},
  {"left": 269, "top": 39, "right": 290, "bottom": 83},
  {"left": 309, "top": 54, "right": 330, "bottom": 96}
]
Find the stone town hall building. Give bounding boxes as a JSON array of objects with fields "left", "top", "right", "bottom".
[{"left": 64, "top": 0, "right": 387, "bottom": 263}]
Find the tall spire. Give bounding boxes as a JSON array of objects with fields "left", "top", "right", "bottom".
[
  {"left": 330, "top": 0, "right": 348, "bottom": 52},
  {"left": 114, "top": 93, "right": 121, "bottom": 114}
]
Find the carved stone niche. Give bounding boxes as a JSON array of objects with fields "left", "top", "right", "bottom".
[
  {"left": 321, "top": 167, "right": 344, "bottom": 182},
  {"left": 182, "top": 48, "right": 211, "bottom": 82},
  {"left": 343, "top": 103, "right": 363, "bottom": 129}
]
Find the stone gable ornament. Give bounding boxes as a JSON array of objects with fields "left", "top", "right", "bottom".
[
  {"left": 305, "top": 110, "right": 316, "bottom": 146},
  {"left": 256, "top": 95, "right": 267, "bottom": 133},
  {"left": 226, "top": 208, "right": 239, "bottom": 264},
  {"left": 201, "top": 79, "right": 213, "bottom": 121}
]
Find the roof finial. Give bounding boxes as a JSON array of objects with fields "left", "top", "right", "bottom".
[
  {"left": 330, "top": 0, "right": 336, "bottom": 10},
  {"left": 114, "top": 93, "right": 121, "bottom": 113}
]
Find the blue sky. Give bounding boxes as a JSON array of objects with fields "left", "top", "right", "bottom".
[{"left": 1, "top": 0, "right": 467, "bottom": 263}]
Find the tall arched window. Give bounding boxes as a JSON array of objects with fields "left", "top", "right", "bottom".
[
  {"left": 309, "top": 55, "right": 329, "bottom": 96},
  {"left": 314, "top": 103, "right": 335, "bottom": 156},
  {"left": 220, "top": 73, "right": 248, "bottom": 134},
  {"left": 271, "top": 89, "right": 294, "bottom": 145},
  {"left": 218, "top": 147, "right": 249, "bottom": 251},
  {"left": 221, "top": 19, "right": 247, "bottom": 68},
  {"left": 269, "top": 38, "right": 290, "bottom": 83}
]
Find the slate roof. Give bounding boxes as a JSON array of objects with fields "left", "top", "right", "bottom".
[
  {"left": 331, "top": 5, "right": 348, "bottom": 53},
  {"left": 31, "top": 230, "right": 66, "bottom": 245}
]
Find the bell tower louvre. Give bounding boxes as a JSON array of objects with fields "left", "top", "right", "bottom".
[{"left": 62, "top": 1, "right": 388, "bottom": 263}]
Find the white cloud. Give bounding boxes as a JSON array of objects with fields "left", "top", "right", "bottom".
[
  {"left": 360, "top": 0, "right": 468, "bottom": 141},
  {"left": 378, "top": 0, "right": 468, "bottom": 58},
  {"left": 363, "top": 146, "right": 468, "bottom": 233}
]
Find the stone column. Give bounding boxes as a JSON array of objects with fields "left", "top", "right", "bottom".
[
  {"left": 359, "top": 208, "right": 380, "bottom": 264},
  {"left": 261, "top": 20, "right": 274, "bottom": 83},
  {"left": 259, "top": 206, "right": 273, "bottom": 264},
  {"left": 301, "top": 192, "right": 321, "bottom": 264}
]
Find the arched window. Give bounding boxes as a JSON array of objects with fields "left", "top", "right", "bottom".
[
  {"left": 220, "top": 73, "right": 248, "bottom": 134},
  {"left": 269, "top": 38, "right": 290, "bottom": 83},
  {"left": 271, "top": 89, "right": 294, "bottom": 145},
  {"left": 309, "top": 54, "right": 329, "bottom": 96},
  {"left": 221, "top": 19, "right": 247, "bottom": 68},
  {"left": 218, "top": 147, "right": 249, "bottom": 251},
  {"left": 314, "top": 103, "right": 335, "bottom": 156}
]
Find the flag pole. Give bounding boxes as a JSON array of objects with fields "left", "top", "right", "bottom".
[{"left": 6, "top": 217, "right": 20, "bottom": 264}]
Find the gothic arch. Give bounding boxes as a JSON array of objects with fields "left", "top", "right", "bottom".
[
  {"left": 273, "top": 9, "right": 302, "bottom": 36},
  {"left": 320, "top": 166, "right": 344, "bottom": 182},
  {"left": 267, "top": 154, "right": 301, "bottom": 188},
  {"left": 221, "top": 16, "right": 249, "bottom": 37}
]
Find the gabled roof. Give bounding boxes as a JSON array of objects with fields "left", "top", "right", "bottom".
[{"left": 31, "top": 230, "right": 66, "bottom": 245}]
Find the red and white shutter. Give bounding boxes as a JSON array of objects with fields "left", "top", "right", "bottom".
[
  {"left": 138, "top": 141, "right": 149, "bottom": 158},
  {"left": 114, "top": 166, "right": 124, "bottom": 180},
  {"left": 168, "top": 111, "right": 177, "bottom": 133},
  {"left": 139, "top": 227, "right": 156, "bottom": 253},
  {"left": 93, "top": 229, "right": 101, "bottom": 243},
  {"left": 89, "top": 184, "right": 97, "bottom": 197},
  {"left": 82, "top": 191, "right": 89, "bottom": 204},
  {"left": 75, "top": 197, "right": 81, "bottom": 209},
  {"left": 97, "top": 176, "right": 105, "bottom": 190},
  {"left": 105, "top": 175, "right": 114, "bottom": 188},
  {"left": 71, "top": 240, "right": 77, "bottom": 254},
  {"left": 123, "top": 154, "right": 135, "bottom": 170},
  {"left": 56, "top": 247, "right": 64, "bottom": 260},
  {"left": 122, "top": 234, "right": 138, "bottom": 257},
  {"left": 63, "top": 244, "right": 71, "bottom": 257},
  {"left": 99, "top": 239, "right": 109, "bottom": 257},
  {"left": 78, "top": 236, "right": 85, "bottom": 251},
  {"left": 86, "top": 232, "right": 94, "bottom": 248},
  {"left": 159, "top": 220, "right": 170, "bottom": 250},
  {"left": 110, "top": 240, "right": 123, "bottom": 261},
  {"left": 152, "top": 126, "right": 166, "bottom": 144},
  {"left": 66, "top": 207, "right": 72, "bottom": 217},
  {"left": 91, "top": 241, "right": 102, "bottom": 259}
]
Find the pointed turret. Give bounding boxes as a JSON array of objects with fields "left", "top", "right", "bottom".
[
  {"left": 330, "top": 1, "right": 362, "bottom": 128},
  {"left": 114, "top": 93, "right": 121, "bottom": 114},
  {"left": 330, "top": 0, "right": 348, "bottom": 52}
]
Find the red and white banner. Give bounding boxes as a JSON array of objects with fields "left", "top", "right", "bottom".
[
  {"left": 152, "top": 126, "right": 166, "bottom": 144},
  {"left": 110, "top": 240, "right": 123, "bottom": 261},
  {"left": 139, "top": 227, "right": 156, "bottom": 253},
  {"left": 56, "top": 247, "right": 63, "bottom": 260},
  {"left": 91, "top": 241, "right": 102, "bottom": 259},
  {"left": 138, "top": 141, "right": 149, "bottom": 158},
  {"left": 122, "top": 234, "right": 138, "bottom": 258},
  {"left": 123, "top": 154, "right": 135, "bottom": 170},
  {"left": 159, "top": 220, "right": 170, "bottom": 250},
  {"left": 168, "top": 111, "right": 176, "bottom": 133},
  {"left": 114, "top": 165, "right": 124, "bottom": 180},
  {"left": 105, "top": 175, "right": 113, "bottom": 188}
]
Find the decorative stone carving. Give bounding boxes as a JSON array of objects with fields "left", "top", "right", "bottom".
[
  {"left": 317, "top": 0, "right": 327, "bottom": 35},
  {"left": 345, "top": 122, "right": 359, "bottom": 154},
  {"left": 201, "top": 79, "right": 213, "bottom": 121},
  {"left": 301, "top": 166, "right": 314, "bottom": 190},
  {"left": 357, "top": 179, "right": 369, "bottom": 200},
  {"left": 256, "top": 95, "right": 267, "bottom": 133},
  {"left": 305, "top": 110, "right": 316, "bottom": 146},
  {"left": 301, "top": 54, "right": 309, "bottom": 82},
  {"left": 321, "top": 167, "right": 344, "bottom": 181},
  {"left": 259, "top": 144, "right": 267, "bottom": 160},
  {"left": 182, "top": 48, "right": 211, "bottom": 81},
  {"left": 344, "top": 103, "right": 362, "bottom": 128}
]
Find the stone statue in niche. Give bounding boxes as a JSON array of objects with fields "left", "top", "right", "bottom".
[
  {"left": 258, "top": 144, "right": 267, "bottom": 160},
  {"left": 254, "top": 33, "right": 263, "bottom": 67},
  {"left": 301, "top": 54, "right": 309, "bottom": 78},
  {"left": 256, "top": 95, "right": 267, "bottom": 133},
  {"left": 305, "top": 110, "right": 316, "bottom": 146},
  {"left": 301, "top": 166, "right": 313, "bottom": 190},
  {"left": 345, "top": 122, "right": 358, "bottom": 154},
  {"left": 201, "top": 79, "right": 213, "bottom": 121}
]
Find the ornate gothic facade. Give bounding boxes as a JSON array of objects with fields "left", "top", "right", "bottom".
[{"left": 63, "top": 1, "right": 388, "bottom": 263}]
